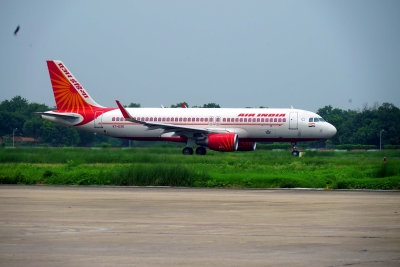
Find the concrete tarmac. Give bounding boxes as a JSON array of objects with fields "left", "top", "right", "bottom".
[{"left": 0, "top": 186, "right": 399, "bottom": 267}]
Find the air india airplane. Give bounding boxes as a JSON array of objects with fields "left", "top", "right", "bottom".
[{"left": 38, "top": 60, "right": 337, "bottom": 156}]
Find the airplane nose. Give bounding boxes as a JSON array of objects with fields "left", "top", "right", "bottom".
[{"left": 328, "top": 123, "right": 337, "bottom": 137}]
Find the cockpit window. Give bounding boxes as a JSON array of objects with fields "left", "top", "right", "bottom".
[{"left": 309, "top": 117, "right": 326, "bottom": 123}]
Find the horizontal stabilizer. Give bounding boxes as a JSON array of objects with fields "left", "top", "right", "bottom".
[{"left": 36, "top": 111, "right": 81, "bottom": 119}]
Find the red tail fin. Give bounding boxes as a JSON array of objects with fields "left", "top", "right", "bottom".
[{"left": 46, "top": 60, "right": 104, "bottom": 113}]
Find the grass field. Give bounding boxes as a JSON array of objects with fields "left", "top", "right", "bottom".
[{"left": 0, "top": 147, "right": 399, "bottom": 189}]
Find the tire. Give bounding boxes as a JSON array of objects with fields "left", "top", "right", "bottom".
[
  {"left": 195, "top": 146, "right": 207, "bottom": 155},
  {"left": 292, "top": 150, "right": 300, "bottom": 157},
  {"left": 182, "top": 147, "right": 194, "bottom": 155}
]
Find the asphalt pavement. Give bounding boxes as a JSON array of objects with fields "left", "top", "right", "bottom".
[{"left": 0, "top": 186, "right": 399, "bottom": 267}]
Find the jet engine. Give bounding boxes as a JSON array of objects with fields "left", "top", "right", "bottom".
[
  {"left": 237, "top": 142, "right": 257, "bottom": 151},
  {"left": 196, "top": 133, "right": 238, "bottom": 152}
]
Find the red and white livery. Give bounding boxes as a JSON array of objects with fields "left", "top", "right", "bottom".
[{"left": 39, "top": 60, "right": 337, "bottom": 156}]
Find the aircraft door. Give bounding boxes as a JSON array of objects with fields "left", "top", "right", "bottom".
[
  {"left": 94, "top": 111, "right": 104, "bottom": 128},
  {"left": 289, "top": 112, "right": 298, "bottom": 130},
  {"left": 208, "top": 116, "right": 214, "bottom": 126},
  {"left": 215, "top": 116, "right": 221, "bottom": 126}
]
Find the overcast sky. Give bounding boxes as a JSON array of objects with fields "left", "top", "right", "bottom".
[{"left": 1, "top": 0, "right": 399, "bottom": 112}]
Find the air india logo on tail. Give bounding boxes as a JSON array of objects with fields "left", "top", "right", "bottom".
[
  {"left": 46, "top": 60, "right": 105, "bottom": 115},
  {"left": 57, "top": 63, "right": 89, "bottom": 99},
  {"left": 46, "top": 60, "right": 114, "bottom": 126}
]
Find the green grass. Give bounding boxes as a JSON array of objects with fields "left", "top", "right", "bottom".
[{"left": 0, "top": 147, "right": 399, "bottom": 189}]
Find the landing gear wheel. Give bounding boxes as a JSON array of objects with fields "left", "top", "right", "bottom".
[
  {"left": 182, "top": 147, "right": 193, "bottom": 155},
  {"left": 292, "top": 150, "right": 300, "bottom": 157},
  {"left": 291, "top": 142, "right": 299, "bottom": 157},
  {"left": 195, "top": 146, "right": 207, "bottom": 155}
]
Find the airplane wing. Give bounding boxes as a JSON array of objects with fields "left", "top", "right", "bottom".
[{"left": 116, "top": 100, "right": 228, "bottom": 135}]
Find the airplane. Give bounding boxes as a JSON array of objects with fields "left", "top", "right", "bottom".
[{"left": 38, "top": 60, "right": 337, "bottom": 156}]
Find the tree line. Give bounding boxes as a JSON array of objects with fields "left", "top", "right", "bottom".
[
  {"left": 316, "top": 103, "right": 400, "bottom": 149},
  {"left": 0, "top": 96, "right": 399, "bottom": 148}
]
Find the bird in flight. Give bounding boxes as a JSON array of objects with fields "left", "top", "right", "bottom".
[{"left": 14, "top": 25, "right": 20, "bottom": 36}]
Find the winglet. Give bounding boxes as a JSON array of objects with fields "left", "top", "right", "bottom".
[{"left": 116, "top": 100, "right": 138, "bottom": 122}]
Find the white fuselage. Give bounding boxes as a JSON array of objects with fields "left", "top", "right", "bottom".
[{"left": 48, "top": 107, "right": 336, "bottom": 143}]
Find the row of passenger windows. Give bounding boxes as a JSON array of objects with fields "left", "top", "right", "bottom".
[
  {"left": 112, "top": 117, "right": 286, "bottom": 123},
  {"left": 223, "top": 118, "right": 286, "bottom": 123}
]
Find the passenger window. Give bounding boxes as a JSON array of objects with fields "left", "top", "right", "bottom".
[
  {"left": 162, "top": 117, "right": 166, "bottom": 122},
  {"left": 278, "top": 118, "right": 282, "bottom": 122},
  {"left": 274, "top": 118, "right": 277, "bottom": 122},
  {"left": 112, "top": 117, "right": 115, "bottom": 121},
  {"left": 244, "top": 118, "right": 247, "bottom": 122},
  {"left": 240, "top": 118, "right": 243, "bottom": 122},
  {"left": 205, "top": 118, "right": 208, "bottom": 122},
  {"left": 283, "top": 118, "right": 286, "bottom": 122},
  {"left": 116, "top": 117, "right": 120, "bottom": 121}
]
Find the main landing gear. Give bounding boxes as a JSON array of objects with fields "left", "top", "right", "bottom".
[
  {"left": 291, "top": 142, "right": 300, "bottom": 157},
  {"left": 182, "top": 138, "right": 207, "bottom": 155},
  {"left": 195, "top": 146, "right": 207, "bottom": 155},
  {"left": 182, "top": 146, "right": 207, "bottom": 155},
  {"left": 182, "top": 147, "right": 193, "bottom": 155}
]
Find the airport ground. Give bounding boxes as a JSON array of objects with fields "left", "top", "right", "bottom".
[{"left": 0, "top": 186, "right": 399, "bottom": 267}]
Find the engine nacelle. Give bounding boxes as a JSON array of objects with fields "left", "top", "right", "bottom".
[
  {"left": 237, "top": 142, "right": 257, "bottom": 151},
  {"left": 196, "top": 133, "right": 238, "bottom": 152}
]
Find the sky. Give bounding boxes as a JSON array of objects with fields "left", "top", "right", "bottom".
[{"left": 1, "top": 0, "right": 399, "bottom": 112}]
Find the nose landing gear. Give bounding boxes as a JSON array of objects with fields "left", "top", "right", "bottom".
[{"left": 291, "top": 142, "right": 300, "bottom": 157}]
